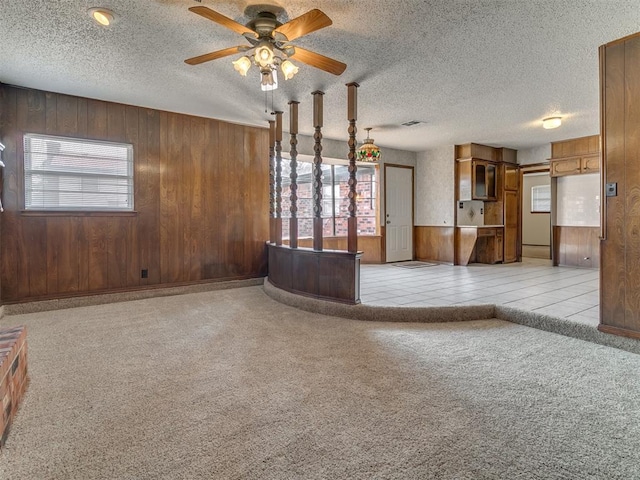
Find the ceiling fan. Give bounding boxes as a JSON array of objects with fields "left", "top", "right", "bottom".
[{"left": 184, "top": 5, "right": 347, "bottom": 89}]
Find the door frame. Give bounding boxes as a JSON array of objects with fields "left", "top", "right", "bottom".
[
  {"left": 383, "top": 163, "right": 415, "bottom": 263},
  {"left": 519, "top": 163, "right": 551, "bottom": 262}
]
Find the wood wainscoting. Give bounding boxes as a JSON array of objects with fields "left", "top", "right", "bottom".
[
  {"left": 295, "top": 236, "right": 383, "bottom": 263},
  {"left": 0, "top": 85, "right": 269, "bottom": 303},
  {"left": 267, "top": 244, "right": 361, "bottom": 304},
  {"left": 414, "top": 226, "right": 455, "bottom": 264},
  {"left": 552, "top": 226, "right": 600, "bottom": 268}
]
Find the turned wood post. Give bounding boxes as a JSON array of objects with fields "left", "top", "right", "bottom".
[
  {"left": 346, "top": 82, "right": 359, "bottom": 253},
  {"left": 288, "top": 101, "right": 299, "bottom": 248},
  {"left": 312, "top": 90, "right": 324, "bottom": 251},
  {"left": 268, "top": 120, "right": 276, "bottom": 244},
  {"left": 274, "top": 111, "right": 284, "bottom": 246}
]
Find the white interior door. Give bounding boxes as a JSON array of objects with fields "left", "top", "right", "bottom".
[{"left": 385, "top": 166, "right": 413, "bottom": 262}]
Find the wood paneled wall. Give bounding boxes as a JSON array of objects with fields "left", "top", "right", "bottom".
[
  {"left": 600, "top": 32, "right": 640, "bottom": 339},
  {"left": 0, "top": 85, "right": 269, "bottom": 303},
  {"left": 414, "top": 226, "right": 454, "bottom": 264},
  {"left": 551, "top": 135, "right": 599, "bottom": 159},
  {"left": 552, "top": 226, "right": 600, "bottom": 268}
]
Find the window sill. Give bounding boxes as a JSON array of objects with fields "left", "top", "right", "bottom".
[{"left": 21, "top": 210, "right": 138, "bottom": 217}]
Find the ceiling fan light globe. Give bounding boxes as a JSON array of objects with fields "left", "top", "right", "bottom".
[
  {"left": 255, "top": 42, "right": 275, "bottom": 67},
  {"left": 260, "top": 67, "right": 278, "bottom": 91},
  {"left": 281, "top": 60, "right": 299, "bottom": 80},
  {"left": 232, "top": 56, "right": 252, "bottom": 76}
]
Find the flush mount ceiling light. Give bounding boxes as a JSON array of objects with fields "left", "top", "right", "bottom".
[
  {"left": 184, "top": 6, "right": 347, "bottom": 91},
  {"left": 88, "top": 7, "right": 114, "bottom": 26},
  {"left": 357, "top": 128, "right": 382, "bottom": 163},
  {"left": 542, "top": 116, "right": 562, "bottom": 129}
]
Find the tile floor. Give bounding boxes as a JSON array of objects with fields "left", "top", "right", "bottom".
[{"left": 360, "top": 258, "right": 600, "bottom": 327}]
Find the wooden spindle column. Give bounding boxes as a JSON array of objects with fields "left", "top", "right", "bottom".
[
  {"left": 346, "top": 82, "right": 359, "bottom": 253},
  {"left": 288, "top": 101, "right": 299, "bottom": 248},
  {"left": 274, "top": 111, "right": 284, "bottom": 246},
  {"left": 268, "top": 120, "right": 276, "bottom": 244},
  {"left": 312, "top": 91, "right": 324, "bottom": 251}
]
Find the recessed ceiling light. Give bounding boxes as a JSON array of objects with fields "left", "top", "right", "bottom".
[
  {"left": 542, "top": 116, "right": 562, "bottom": 129},
  {"left": 88, "top": 7, "right": 114, "bottom": 26}
]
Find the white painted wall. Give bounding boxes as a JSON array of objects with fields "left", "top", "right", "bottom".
[
  {"left": 415, "top": 145, "right": 455, "bottom": 226},
  {"left": 522, "top": 173, "right": 551, "bottom": 245},
  {"left": 556, "top": 173, "right": 600, "bottom": 227},
  {"left": 518, "top": 144, "right": 551, "bottom": 166}
]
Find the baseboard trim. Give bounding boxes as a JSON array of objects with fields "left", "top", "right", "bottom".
[
  {"left": 598, "top": 324, "right": 640, "bottom": 340},
  {"left": 3, "top": 277, "right": 265, "bottom": 315}
]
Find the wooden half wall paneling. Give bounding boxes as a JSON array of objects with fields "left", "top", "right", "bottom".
[
  {"left": 267, "top": 244, "right": 361, "bottom": 304},
  {"left": 0, "top": 85, "right": 269, "bottom": 303},
  {"left": 414, "top": 226, "right": 454, "bottom": 264},
  {"left": 552, "top": 226, "right": 600, "bottom": 268}
]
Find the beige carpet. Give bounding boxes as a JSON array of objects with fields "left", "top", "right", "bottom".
[{"left": 1, "top": 286, "right": 639, "bottom": 479}]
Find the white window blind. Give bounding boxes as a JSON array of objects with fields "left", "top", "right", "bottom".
[
  {"left": 531, "top": 184, "right": 551, "bottom": 213},
  {"left": 24, "top": 133, "right": 133, "bottom": 211}
]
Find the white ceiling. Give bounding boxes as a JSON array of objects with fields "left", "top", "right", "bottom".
[{"left": 1, "top": 1, "right": 639, "bottom": 153}]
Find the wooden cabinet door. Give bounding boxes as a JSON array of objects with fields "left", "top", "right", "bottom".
[
  {"left": 472, "top": 160, "right": 488, "bottom": 199},
  {"left": 504, "top": 190, "right": 519, "bottom": 262},
  {"left": 471, "top": 160, "right": 497, "bottom": 200},
  {"left": 458, "top": 159, "right": 472, "bottom": 201},
  {"left": 582, "top": 154, "right": 600, "bottom": 173},
  {"left": 551, "top": 157, "right": 581, "bottom": 177},
  {"left": 504, "top": 164, "right": 519, "bottom": 191}
]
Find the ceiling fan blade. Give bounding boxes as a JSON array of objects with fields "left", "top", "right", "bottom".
[
  {"left": 273, "top": 9, "right": 332, "bottom": 41},
  {"left": 290, "top": 47, "right": 346, "bottom": 75},
  {"left": 189, "top": 6, "right": 257, "bottom": 38},
  {"left": 185, "top": 46, "right": 248, "bottom": 66}
]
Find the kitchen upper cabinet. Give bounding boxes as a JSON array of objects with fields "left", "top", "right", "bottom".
[
  {"left": 582, "top": 154, "right": 600, "bottom": 174},
  {"left": 550, "top": 155, "right": 600, "bottom": 177},
  {"left": 458, "top": 158, "right": 497, "bottom": 201},
  {"left": 551, "top": 157, "right": 582, "bottom": 177},
  {"left": 504, "top": 164, "right": 519, "bottom": 191}
]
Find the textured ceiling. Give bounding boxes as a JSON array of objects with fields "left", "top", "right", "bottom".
[{"left": 1, "top": 0, "right": 639, "bottom": 152}]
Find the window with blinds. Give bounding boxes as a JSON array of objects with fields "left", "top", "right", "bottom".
[
  {"left": 531, "top": 184, "right": 551, "bottom": 213},
  {"left": 24, "top": 133, "right": 134, "bottom": 211}
]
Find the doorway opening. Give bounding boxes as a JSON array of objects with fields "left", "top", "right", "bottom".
[{"left": 521, "top": 169, "right": 551, "bottom": 260}]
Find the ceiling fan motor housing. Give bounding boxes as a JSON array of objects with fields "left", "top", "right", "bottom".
[{"left": 248, "top": 12, "right": 282, "bottom": 38}]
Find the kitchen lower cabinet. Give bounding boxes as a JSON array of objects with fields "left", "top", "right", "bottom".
[{"left": 456, "top": 226, "right": 504, "bottom": 265}]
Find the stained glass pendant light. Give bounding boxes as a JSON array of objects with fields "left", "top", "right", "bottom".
[{"left": 356, "top": 128, "right": 381, "bottom": 162}]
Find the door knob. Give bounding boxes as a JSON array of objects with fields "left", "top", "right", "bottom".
[{"left": 387, "top": 220, "right": 391, "bottom": 224}]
